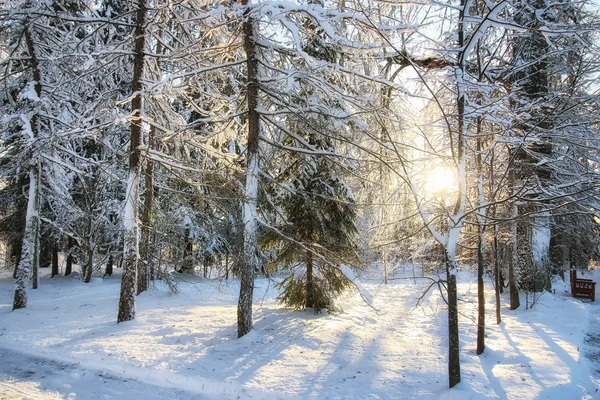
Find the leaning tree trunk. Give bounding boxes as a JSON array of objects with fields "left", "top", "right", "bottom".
[
  {"left": 117, "top": 0, "right": 146, "bottom": 323},
  {"left": 237, "top": 0, "right": 260, "bottom": 338}
]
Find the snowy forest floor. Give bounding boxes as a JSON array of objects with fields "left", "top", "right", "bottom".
[{"left": 0, "top": 267, "right": 599, "bottom": 400}]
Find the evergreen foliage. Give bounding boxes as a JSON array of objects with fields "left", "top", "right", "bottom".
[{"left": 263, "top": 129, "right": 361, "bottom": 311}]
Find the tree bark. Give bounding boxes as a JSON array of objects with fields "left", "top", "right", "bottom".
[
  {"left": 117, "top": 0, "right": 146, "bottom": 323},
  {"left": 65, "top": 237, "right": 73, "bottom": 276},
  {"left": 238, "top": 0, "right": 260, "bottom": 338},
  {"left": 11, "top": 242, "right": 22, "bottom": 279},
  {"left": 179, "top": 227, "right": 194, "bottom": 273},
  {"left": 306, "top": 253, "right": 314, "bottom": 309},
  {"left": 138, "top": 127, "right": 154, "bottom": 293},
  {"left": 446, "top": 0, "right": 466, "bottom": 385},
  {"left": 510, "top": 204, "right": 521, "bottom": 310},
  {"left": 138, "top": 30, "right": 163, "bottom": 294},
  {"left": 476, "top": 229, "right": 485, "bottom": 354},
  {"left": 494, "top": 227, "right": 501, "bottom": 324},
  {"left": 13, "top": 167, "right": 40, "bottom": 310},
  {"left": 14, "top": 25, "right": 42, "bottom": 309},
  {"left": 106, "top": 254, "right": 113, "bottom": 277},
  {"left": 475, "top": 125, "right": 485, "bottom": 355},
  {"left": 446, "top": 252, "right": 461, "bottom": 388},
  {"left": 51, "top": 245, "right": 59, "bottom": 277},
  {"left": 84, "top": 247, "right": 93, "bottom": 283}
]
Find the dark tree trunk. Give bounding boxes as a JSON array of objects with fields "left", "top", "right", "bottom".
[
  {"left": 65, "top": 237, "right": 74, "bottom": 276},
  {"left": 476, "top": 230, "right": 485, "bottom": 355},
  {"left": 11, "top": 242, "right": 22, "bottom": 279},
  {"left": 494, "top": 229, "right": 501, "bottom": 324},
  {"left": 238, "top": 0, "right": 260, "bottom": 338},
  {"left": 490, "top": 149, "right": 502, "bottom": 324},
  {"left": 447, "top": 255, "right": 461, "bottom": 388},
  {"left": 138, "top": 99, "right": 159, "bottom": 293},
  {"left": 446, "top": 0, "right": 465, "bottom": 386},
  {"left": 179, "top": 228, "right": 194, "bottom": 273},
  {"left": 106, "top": 254, "right": 113, "bottom": 277},
  {"left": 475, "top": 122, "right": 485, "bottom": 355},
  {"left": 306, "top": 253, "right": 314, "bottom": 309},
  {"left": 117, "top": 0, "right": 146, "bottom": 323},
  {"left": 51, "top": 246, "right": 59, "bottom": 277},
  {"left": 510, "top": 205, "right": 521, "bottom": 310}
]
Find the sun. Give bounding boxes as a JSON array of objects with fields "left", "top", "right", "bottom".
[{"left": 426, "top": 166, "right": 457, "bottom": 195}]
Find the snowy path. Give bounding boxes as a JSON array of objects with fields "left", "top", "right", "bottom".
[{"left": 0, "top": 346, "right": 210, "bottom": 400}]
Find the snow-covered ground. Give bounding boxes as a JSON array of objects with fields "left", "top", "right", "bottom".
[{"left": 0, "top": 267, "right": 599, "bottom": 399}]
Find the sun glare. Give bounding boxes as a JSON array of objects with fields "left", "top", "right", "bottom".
[{"left": 427, "top": 166, "right": 457, "bottom": 194}]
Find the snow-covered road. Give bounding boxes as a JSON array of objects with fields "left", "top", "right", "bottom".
[{"left": 0, "top": 346, "right": 208, "bottom": 400}]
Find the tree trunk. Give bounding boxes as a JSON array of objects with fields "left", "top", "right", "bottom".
[
  {"left": 490, "top": 148, "right": 501, "bottom": 324},
  {"left": 106, "top": 254, "right": 113, "bottom": 277},
  {"left": 138, "top": 30, "right": 162, "bottom": 294},
  {"left": 510, "top": 204, "right": 521, "bottom": 310},
  {"left": 117, "top": 0, "right": 147, "bottom": 323},
  {"left": 51, "top": 245, "right": 59, "bottom": 277},
  {"left": 65, "top": 237, "right": 73, "bottom": 276},
  {"left": 14, "top": 26, "right": 42, "bottom": 309},
  {"left": 474, "top": 119, "right": 486, "bottom": 355},
  {"left": 446, "top": 251, "right": 461, "bottom": 388},
  {"left": 238, "top": 0, "right": 259, "bottom": 338},
  {"left": 180, "top": 227, "right": 194, "bottom": 273},
  {"left": 476, "top": 229, "right": 485, "bottom": 355},
  {"left": 13, "top": 166, "right": 40, "bottom": 310},
  {"left": 494, "top": 227, "right": 501, "bottom": 324},
  {"left": 446, "top": 0, "right": 466, "bottom": 385},
  {"left": 306, "top": 253, "right": 314, "bottom": 309},
  {"left": 11, "top": 241, "right": 22, "bottom": 279},
  {"left": 84, "top": 247, "right": 93, "bottom": 283}
]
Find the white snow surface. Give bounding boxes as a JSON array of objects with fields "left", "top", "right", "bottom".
[{"left": 1, "top": 267, "right": 599, "bottom": 399}]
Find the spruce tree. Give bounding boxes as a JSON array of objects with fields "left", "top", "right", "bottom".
[{"left": 264, "top": 128, "right": 361, "bottom": 311}]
